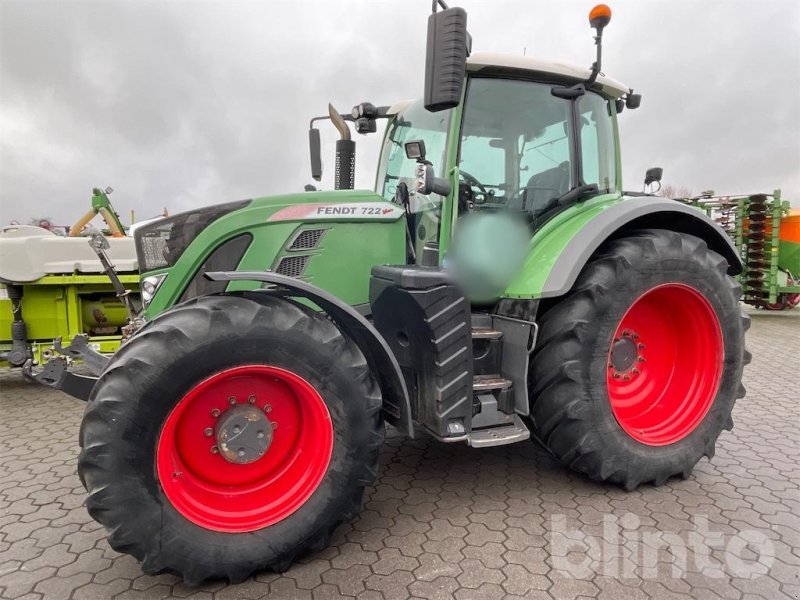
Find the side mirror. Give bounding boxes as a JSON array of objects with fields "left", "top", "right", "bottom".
[
  {"left": 424, "top": 6, "right": 470, "bottom": 112},
  {"left": 309, "top": 128, "right": 322, "bottom": 181},
  {"left": 626, "top": 93, "right": 642, "bottom": 109},
  {"left": 415, "top": 162, "right": 452, "bottom": 197},
  {"left": 644, "top": 167, "right": 663, "bottom": 186}
]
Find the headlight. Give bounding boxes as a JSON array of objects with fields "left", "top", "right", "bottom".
[{"left": 141, "top": 273, "right": 167, "bottom": 306}]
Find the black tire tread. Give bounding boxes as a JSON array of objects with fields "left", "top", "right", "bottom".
[
  {"left": 78, "top": 293, "right": 383, "bottom": 584},
  {"left": 529, "top": 229, "right": 749, "bottom": 490}
]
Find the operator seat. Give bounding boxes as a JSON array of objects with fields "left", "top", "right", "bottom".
[{"left": 524, "top": 161, "right": 570, "bottom": 213}]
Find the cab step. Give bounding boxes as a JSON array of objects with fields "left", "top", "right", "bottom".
[{"left": 467, "top": 414, "right": 530, "bottom": 448}]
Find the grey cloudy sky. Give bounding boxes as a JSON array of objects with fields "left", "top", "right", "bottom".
[{"left": 1, "top": 0, "right": 798, "bottom": 226}]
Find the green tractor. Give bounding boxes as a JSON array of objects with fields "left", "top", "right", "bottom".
[{"left": 41, "top": 3, "right": 749, "bottom": 583}]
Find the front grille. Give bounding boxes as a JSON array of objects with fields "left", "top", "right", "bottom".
[
  {"left": 137, "top": 224, "right": 171, "bottom": 270},
  {"left": 288, "top": 229, "right": 325, "bottom": 251},
  {"left": 275, "top": 255, "right": 310, "bottom": 278}
]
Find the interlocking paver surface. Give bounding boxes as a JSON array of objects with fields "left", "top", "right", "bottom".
[{"left": 1, "top": 307, "right": 798, "bottom": 600}]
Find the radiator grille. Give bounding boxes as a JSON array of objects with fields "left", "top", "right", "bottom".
[
  {"left": 289, "top": 229, "right": 324, "bottom": 251},
  {"left": 275, "top": 255, "right": 310, "bottom": 278}
]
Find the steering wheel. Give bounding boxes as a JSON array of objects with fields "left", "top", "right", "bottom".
[{"left": 459, "top": 170, "right": 488, "bottom": 197}]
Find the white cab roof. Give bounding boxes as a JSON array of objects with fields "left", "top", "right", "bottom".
[{"left": 467, "top": 52, "right": 629, "bottom": 98}]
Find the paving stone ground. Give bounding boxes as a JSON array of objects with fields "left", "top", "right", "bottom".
[{"left": 1, "top": 306, "right": 798, "bottom": 600}]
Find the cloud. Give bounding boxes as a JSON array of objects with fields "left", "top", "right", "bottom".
[{"left": 1, "top": 0, "right": 798, "bottom": 227}]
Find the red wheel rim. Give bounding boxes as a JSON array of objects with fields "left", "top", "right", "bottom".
[
  {"left": 156, "top": 365, "right": 333, "bottom": 532},
  {"left": 606, "top": 283, "right": 723, "bottom": 446}
]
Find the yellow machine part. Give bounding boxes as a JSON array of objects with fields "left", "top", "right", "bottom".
[
  {"left": 0, "top": 274, "right": 139, "bottom": 366},
  {"left": 80, "top": 297, "right": 130, "bottom": 331}
]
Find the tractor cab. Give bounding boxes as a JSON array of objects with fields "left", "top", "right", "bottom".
[
  {"left": 377, "top": 54, "right": 628, "bottom": 264},
  {"left": 313, "top": 1, "right": 637, "bottom": 274}
]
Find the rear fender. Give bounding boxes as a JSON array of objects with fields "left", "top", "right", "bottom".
[
  {"left": 206, "top": 271, "right": 414, "bottom": 437},
  {"left": 505, "top": 197, "right": 742, "bottom": 300}
]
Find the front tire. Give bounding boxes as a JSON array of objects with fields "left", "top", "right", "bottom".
[
  {"left": 529, "top": 229, "right": 750, "bottom": 490},
  {"left": 78, "top": 293, "right": 383, "bottom": 583}
]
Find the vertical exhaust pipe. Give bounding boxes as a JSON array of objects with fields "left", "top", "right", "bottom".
[{"left": 328, "top": 103, "right": 355, "bottom": 190}]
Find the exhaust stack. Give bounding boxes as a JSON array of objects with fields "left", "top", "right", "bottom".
[{"left": 328, "top": 103, "right": 355, "bottom": 190}]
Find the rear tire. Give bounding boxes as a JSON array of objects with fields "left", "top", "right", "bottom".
[
  {"left": 529, "top": 229, "right": 750, "bottom": 490},
  {"left": 78, "top": 293, "right": 383, "bottom": 583}
]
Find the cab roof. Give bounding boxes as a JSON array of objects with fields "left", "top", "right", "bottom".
[
  {"left": 385, "top": 52, "right": 630, "bottom": 116},
  {"left": 466, "top": 52, "right": 629, "bottom": 98}
]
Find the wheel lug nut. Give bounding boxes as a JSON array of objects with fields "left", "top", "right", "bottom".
[
  {"left": 612, "top": 373, "right": 620, "bottom": 380},
  {"left": 272, "top": 422, "right": 278, "bottom": 429},
  {"left": 210, "top": 446, "right": 219, "bottom": 454},
  {"left": 623, "top": 374, "right": 631, "bottom": 381},
  {"left": 248, "top": 395, "right": 256, "bottom": 404},
  {"left": 228, "top": 396, "right": 237, "bottom": 405},
  {"left": 204, "top": 427, "right": 213, "bottom": 437},
  {"left": 637, "top": 356, "right": 646, "bottom": 362},
  {"left": 632, "top": 333, "right": 639, "bottom": 339},
  {"left": 264, "top": 404, "right": 272, "bottom": 413},
  {"left": 211, "top": 408, "right": 221, "bottom": 418},
  {"left": 632, "top": 368, "right": 640, "bottom": 375},
  {"left": 637, "top": 343, "right": 646, "bottom": 349}
]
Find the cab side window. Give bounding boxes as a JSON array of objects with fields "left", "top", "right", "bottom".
[{"left": 578, "top": 94, "right": 617, "bottom": 193}]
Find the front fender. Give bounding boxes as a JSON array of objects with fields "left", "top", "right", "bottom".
[
  {"left": 503, "top": 196, "right": 742, "bottom": 299},
  {"left": 206, "top": 271, "right": 413, "bottom": 438}
]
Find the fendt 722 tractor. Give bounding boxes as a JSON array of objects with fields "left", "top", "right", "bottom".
[{"left": 35, "top": 3, "right": 750, "bottom": 583}]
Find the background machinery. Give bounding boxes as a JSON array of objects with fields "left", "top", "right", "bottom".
[
  {"left": 682, "top": 190, "right": 800, "bottom": 310},
  {"left": 0, "top": 188, "right": 139, "bottom": 367}
]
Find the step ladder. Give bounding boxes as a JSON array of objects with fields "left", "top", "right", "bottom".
[{"left": 466, "top": 325, "right": 530, "bottom": 448}]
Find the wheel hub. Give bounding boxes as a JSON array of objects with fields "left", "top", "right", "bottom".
[
  {"left": 608, "top": 329, "right": 645, "bottom": 381},
  {"left": 215, "top": 404, "right": 273, "bottom": 464},
  {"left": 610, "top": 335, "right": 637, "bottom": 372}
]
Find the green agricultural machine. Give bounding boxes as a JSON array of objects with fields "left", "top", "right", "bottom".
[
  {"left": 30, "top": 3, "right": 751, "bottom": 583},
  {"left": 0, "top": 188, "right": 139, "bottom": 369},
  {"left": 682, "top": 190, "right": 800, "bottom": 310}
]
